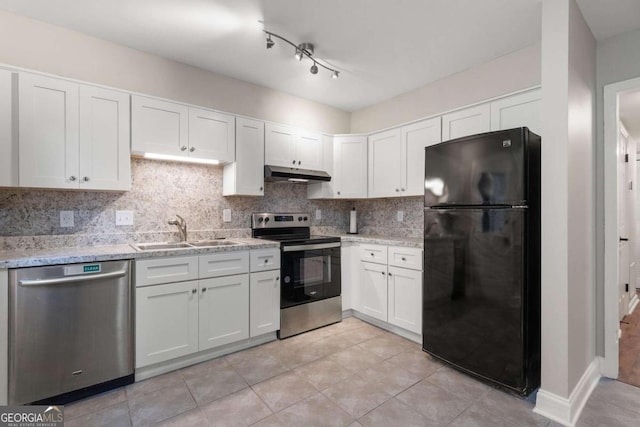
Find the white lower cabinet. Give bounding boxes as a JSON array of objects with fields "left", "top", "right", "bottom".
[
  {"left": 135, "top": 249, "right": 280, "bottom": 369},
  {"left": 136, "top": 280, "right": 199, "bottom": 368},
  {"left": 199, "top": 274, "right": 249, "bottom": 350},
  {"left": 353, "top": 244, "right": 423, "bottom": 336},
  {"left": 250, "top": 270, "right": 280, "bottom": 337}
]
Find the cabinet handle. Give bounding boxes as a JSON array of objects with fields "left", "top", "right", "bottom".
[
  {"left": 401, "top": 257, "right": 406, "bottom": 261},
  {"left": 192, "top": 288, "right": 197, "bottom": 294},
  {"left": 370, "top": 253, "right": 374, "bottom": 257},
  {"left": 83, "top": 177, "right": 90, "bottom": 182},
  {"left": 181, "top": 146, "right": 188, "bottom": 151},
  {"left": 388, "top": 272, "right": 393, "bottom": 276},
  {"left": 259, "top": 186, "right": 263, "bottom": 191},
  {"left": 202, "top": 287, "right": 207, "bottom": 293},
  {"left": 69, "top": 176, "right": 77, "bottom": 181},
  {"left": 395, "top": 188, "right": 399, "bottom": 192},
  {"left": 381, "top": 271, "right": 385, "bottom": 275},
  {"left": 337, "top": 191, "right": 341, "bottom": 195},
  {"left": 276, "top": 277, "right": 279, "bottom": 281},
  {"left": 292, "top": 160, "right": 296, "bottom": 164},
  {"left": 189, "top": 147, "right": 195, "bottom": 152},
  {"left": 264, "top": 259, "right": 269, "bottom": 263},
  {"left": 298, "top": 160, "right": 301, "bottom": 165}
]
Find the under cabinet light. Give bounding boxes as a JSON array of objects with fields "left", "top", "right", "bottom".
[{"left": 143, "top": 153, "right": 220, "bottom": 165}]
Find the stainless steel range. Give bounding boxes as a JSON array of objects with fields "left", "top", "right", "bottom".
[{"left": 251, "top": 213, "right": 342, "bottom": 338}]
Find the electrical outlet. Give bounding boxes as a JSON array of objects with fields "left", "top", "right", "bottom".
[
  {"left": 115, "top": 210, "right": 134, "bottom": 226},
  {"left": 223, "top": 209, "right": 232, "bottom": 222},
  {"left": 60, "top": 211, "right": 74, "bottom": 228},
  {"left": 315, "top": 209, "right": 321, "bottom": 220},
  {"left": 397, "top": 210, "right": 404, "bottom": 222}
]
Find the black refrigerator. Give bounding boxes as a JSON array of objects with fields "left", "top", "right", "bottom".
[{"left": 422, "top": 127, "right": 541, "bottom": 396}]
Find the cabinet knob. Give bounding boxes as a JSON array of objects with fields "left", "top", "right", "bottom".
[
  {"left": 292, "top": 160, "right": 296, "bottom": 164},
  {"left": 370, "top": 253, "right": 374, "bottom": 257},
  {"left": 276, "top": 277, "right": 279, "bottom": 281},
  {"left": 264, "top": 259, "right": 268, "bottom": 263},
  {"left": 69, "top": 176, "right": 77, "bottom": 181},
  {"left": 395, "top": 188, "right": 399, "bottom": 192},
  {"left": 401, "top": 257, "right": 406, "bottom": 261},
  {"left": 298, "top": 160, "right": 301, "bottom": 165},
  {"left": 259, "top": 186, "right": 263, "bottom": 191},
  {"left": 192, "top": 288, "right": 197, "bottom": 294},
  {"left": 388, "top": 272, "right": 393, "bottom": 276},
  {"left": 83, "top": 177, "right": 90, "bottom": 182},
  {"left": 401, "top": 188, "right": 405, "bottom": 191},
  {"left": 337, "top": 191, "right": 341, "bottom": 195},
  {"left": 181, "top": 146, "right": 188, "bottom": 151},
  {"left": 381, "top": 271, "right": 385, "bottom": 275},
  {"left": 202, "top": 287, "right": 207, "bottom": 293},
  {"left": 189, "top": 147, "right": 195, "bottom": 152}
]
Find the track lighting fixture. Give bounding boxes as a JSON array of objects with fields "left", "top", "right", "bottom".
[{"left": 263, "top": 31, "right": 340, "bottom": 79}]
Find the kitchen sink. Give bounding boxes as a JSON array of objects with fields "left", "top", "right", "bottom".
[
  {"left": 131, "top": 242, "right": 194, "bottom": 251},
  {"left": 188, "top": 240, "right": 238, "bottom": 247}
]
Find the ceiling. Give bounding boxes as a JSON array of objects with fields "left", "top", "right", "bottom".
[{"left": 0, "top": 1, "right": 638, "bottom": 112}]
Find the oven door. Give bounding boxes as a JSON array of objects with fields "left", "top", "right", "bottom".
[{"left": 280, "top": 242, "right": 341, "bottom": 308}]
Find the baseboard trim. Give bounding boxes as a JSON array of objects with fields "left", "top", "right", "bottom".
[
  {"left": 533, "top": 358, "right": 600, "bottom": 426},
  {"left": 351, "top": 311, "right": 421, "bottom": 344}
]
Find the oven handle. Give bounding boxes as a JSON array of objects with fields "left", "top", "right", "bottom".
[{"left": 282, "top": 242, "right": 341, "bottom": 252}]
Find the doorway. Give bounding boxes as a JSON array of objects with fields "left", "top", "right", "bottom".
[{"left": 603, "top": 77, "right": 640, "bottom": 380}]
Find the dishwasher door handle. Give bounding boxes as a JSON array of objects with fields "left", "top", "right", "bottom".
[{"left": 19, "top": 270, "right": 128, "bottom": 286}]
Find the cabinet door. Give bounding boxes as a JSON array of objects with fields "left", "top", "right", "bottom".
[
  {"left": 19, "top": 72, "right": 79, "bottom": 189},
  {"left": 250, "top": 270, "right": 280, "bottom": 337},
  {"left": 307, "top": 134, "right": 334, "bottom": 199},
  {"left": 359, "top": 261, "right": 388, "bottom": 322},
  {"left": 78, "top": 85, "right": 131, "bottom": 191},
  {"left": 490, "top": 89, "right": 542, "bottom": 136},
  {"left": 441, "top": 104, "right": 490, "bottom": 141},
  {"left": 0, "top": 69, "right": 16, "bottom": 187},
  {"left": 223, "top": 117, "right": 265, "bottom": 196},
  {"left": 131, "top": 95, "right": 188, "bottom": 157},
  {"left": 296, "top": 130, "right": 323, "bottom": 170},
  {"left": 333, "top": 135, "right": 367, "bottom": 198},
  {"left": 388, "top": 266, "right": 422, "bottom": 334},
  {"left": 265, "top": 123, "right": 296, "bottom": 167},
  {"left": 136, "top": 281, "right": 199, "bottom": 368},
  {"left": 188, "top": 107, "right": 235, "bottom": 163},
  {"left": 401, "top": 117, "right": 442, "bottom": 196},
  {"left": 368, "top": 129, "right": 402, "bottom": 198},
  {"left": 199, "top": 274, "right": 249, "bottom": 350}
]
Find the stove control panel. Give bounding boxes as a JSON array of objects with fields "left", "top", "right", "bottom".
[{"left": 252, "top": 213, "right": 311, "bottom": 228}]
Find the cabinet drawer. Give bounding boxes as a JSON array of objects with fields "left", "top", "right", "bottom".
[
  {"left": 135, "top": 256, "right": 199, "bottom": 287},
  {"left": 250, "top": 248, "right": 281, "bottom": 272},
  {"left": 199, "top": 251, "right": 249, "bottom": 278},
  {"left": 388, "top": 246, "right": 423, "bottom": 271},
  {"left": 359, "top": 244, "right": 388, "bottom": 264}
]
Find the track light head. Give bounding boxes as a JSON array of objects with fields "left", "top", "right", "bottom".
[
  {"left": 295, "top": 48, "right": 303, "bottom": 61},
  {"left": 310, "top": 63, "right": 318, "bottom": 75},
  {"left": 266, "top": 34, "right": 275, "bottom": 49},
  {"left": 331, "top": 70, "right": 339, "bottom": 79},
  {"left": 264, "top": 31, "right": 339, "bottom": 80}
]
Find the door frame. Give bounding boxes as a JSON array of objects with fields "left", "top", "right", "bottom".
[{"left": 603, "top": 76, "right": 640, "bottom": 378}]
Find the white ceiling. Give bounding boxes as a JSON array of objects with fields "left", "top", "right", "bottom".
[{"left": 0, "top": 1, "right": 638, "bottom": 112}]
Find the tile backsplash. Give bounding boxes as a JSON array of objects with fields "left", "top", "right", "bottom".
[{"left": 0, "top": 159, "right": 424, "bottom": 249}]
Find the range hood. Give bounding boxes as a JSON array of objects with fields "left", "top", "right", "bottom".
[{"left": 264, "top": 165, "right": 331, "bottom": 183}]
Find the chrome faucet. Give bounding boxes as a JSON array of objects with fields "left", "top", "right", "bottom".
[{"left": 168, "top": 215, "right": 188, "bottom": 241}]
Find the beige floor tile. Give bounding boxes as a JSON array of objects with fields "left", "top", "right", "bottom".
[
  {"left": 228, "top": 352, "right": 290, "bottom": 385},
  {"left": 125, "top": 370, "right": 184, "bottom": 400},
  {"left": 249, "top": 413, "right": 285, "bottom": 426},
  {"left": 64, "top": 388, "right": 127, "bottom": 420},
  {"left": 65, "top": 402, "right": 130, "bottom": 427},
  {"left": 396, "top": 380, "right": 472, "bottom": 425},
  {"left": 359, "top": 360, "right": 422, "bottom": 396},
  {"left": 358, "top": 398, "right": 435, "bottom": 427},
  {"left": 200, "top": 388, "right": 272, "bottom": 427},
  {"left": 474, "top": 389, "right": 547, "bottom": 427},
  {"left": 386, "top": 349, "right": 442, "bottom": 378},
  {"left": 156, "top": 408, "right": 208, "bottom": 427},
  {"left": 322, "top": 375, "right": 392, "bottom": 418},
  {"left": 294, "top": 358, "right": 354, "bottom": 390},
  {"left": 588, "top": 378, "right": 640, "bottom": 413},
  {"left": 276, "top": 392, "right": 354, "bottom": 427},
  {"left": 181, "top": 357, "right": 248, "bottom": 405},
  {"left": 357, "top": 335, "right": 417, "bottom": 360},
  {"left": 251, "top": 371, "right": 318, "bottom": 412},
  {"left": 426, "top": 366, "right": 492, "bottom": 401},
  {"left": 329, "top": 346, "right": 384, "bottom": 374},
  {"left": 576, "top": 398, "right": 640, "bottom": 427},
  {"left": 448, "top": 405, "right": 513, "bottom": 427},
  {"left": 128, "top": 382, "right": 197, "bottom": 427}
]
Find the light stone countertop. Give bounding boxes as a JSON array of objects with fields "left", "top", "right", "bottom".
[
  {"left": 0, "top": 237, "right": 279, "bottom": 269},
  {"left": 337, "top": 234, "right": 423, "bottom": 248}
]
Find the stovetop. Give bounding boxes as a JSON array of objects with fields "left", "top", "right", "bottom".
[
  {"left": 250, "top": 212, "right": 340, "bottom": 246},
  {"left": 254, "top": 234, "right": 341, "bottom": 245}
]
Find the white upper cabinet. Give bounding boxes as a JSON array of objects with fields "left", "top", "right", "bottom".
[
  {"left": 188, "top": 107, "right": 235, "bottom": 163},
  {"left": 490, "top": 89, "right": 542, "bottom": 136},
  {"left": 18, "top": 72, "right": 130, "bottom": 191},
  {"left": 0, "top": 69, "right": 17, "bottom": 187},
  {"left": 307, "top": 134, "right": 335, "bottom": 199},
  {"left": 402, "top": 117, "right": 442, "bottom": 196},
  {"left": 441, "top": 104, "right": 491, "bottom": 141},
  {"left": 79, "top": 85, "right": 131, "bottom": 191},
  {"left": 19, "top": 73, "right": 79, "bottom": 189},
  {"left": 131, "top": 95, "right": 188, "bottom": 157},
  {"left": 265, "top": 123, "right": 323, "bottom": 170},
  {"left": 333, "top": 135, "right": 367, "bottom": 198},
  {"left": 223, "top": 117, "right": 265, "bottom": 196},
  {"left": 368, "top": 129, "right": 402, "bottom": 198}
]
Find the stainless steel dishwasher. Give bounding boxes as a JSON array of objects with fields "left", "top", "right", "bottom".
[{"left": 8, "top": 260, "right": 134, "bottom": 405}]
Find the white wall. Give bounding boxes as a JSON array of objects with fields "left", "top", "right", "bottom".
[
  {"left": 536, "top": 0, "right": 596, "bottom": 423},
  {"left": 350, "top": 44, "right": 541, "bottom": 133},
  {"left": 0, "top": 10, "right": 350, "bottom": 135},
  {"left": 595, "top": 28, "right": 640, "bottom": 355}
]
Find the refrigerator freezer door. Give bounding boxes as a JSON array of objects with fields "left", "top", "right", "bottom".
[
  {"left": 424, "top": 128, "right": 527, "bottom": 207},
  {"left": 423, "top": 207, "right": 529, "bottom": 392}
]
